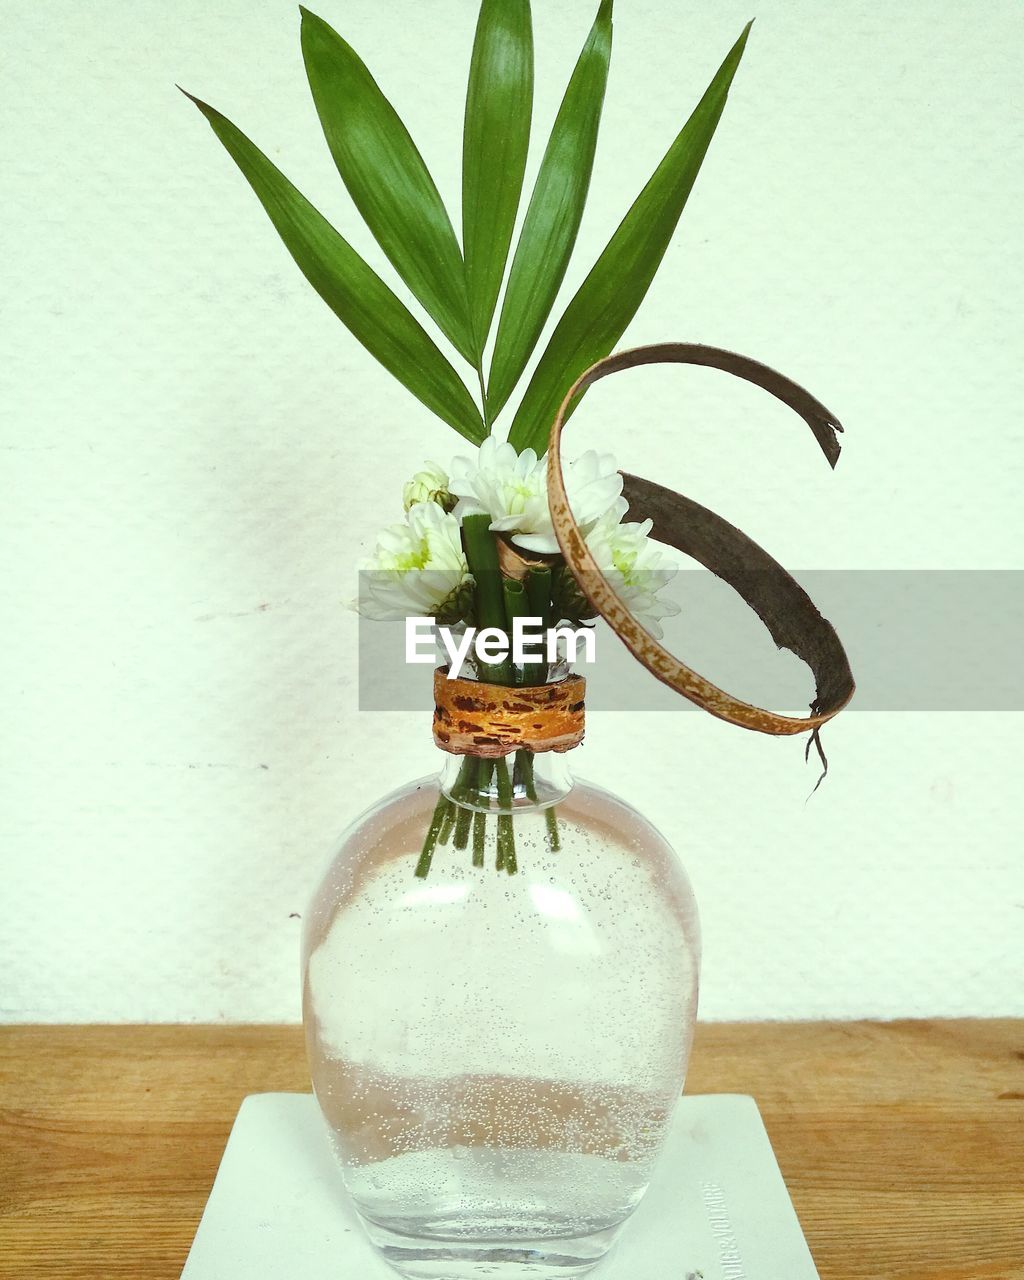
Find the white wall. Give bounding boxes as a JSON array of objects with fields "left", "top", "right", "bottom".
[{"left": 3, "top": 0, "right": 1022, "bottom": 1022}]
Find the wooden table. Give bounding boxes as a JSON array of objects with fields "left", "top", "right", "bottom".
[{"left": 1, "top": 1021, "right": 1021, "bottom": 1279}]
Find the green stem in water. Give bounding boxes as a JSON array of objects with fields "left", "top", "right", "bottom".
[
  {"left": 495, "top": 756, "right": 516, "bottom": 874},
  {"left": 472, "top": 758, "right": 492, "bottom": 867},
  {"left": 415, "top": 793, "right": 452, "bottom": 878},
  {"left": 472, "top": 808, "right": 487, "bottom": 867},
  {"left": 516, "top": 749, "right": 536, "bottom": 798},
  {"left": 545, "top": 806, "right": 561, "bottom": 852},
  {"left": 453, "top": 799, "right": 472, "bottom": 850},
  {"left": 498, "top": 814, "right": 516, "bottom": 874},
  {"left": 516, "top": 747, "right": 561, "bottom": 852},
  {"left": 519, "top": 573, "right": 562, "bottom": 854},
  {"left": 467, "top": 517, "right": 521, "bottom": 873},
  {"left": 422, "top": 526, "right": 561, "bottom": 878},
  {"left": 437, "top": 801, "right": 456, "bottom": 847},
  {"left": 476, "top": 756, "right": 494, "bottom": 802}
]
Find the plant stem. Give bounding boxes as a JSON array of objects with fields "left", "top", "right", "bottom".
[
  {"left": 517, "top": 746, "right": 561, "bottom": 852},
  {"left": 525, "top": 566, "right": 551, "bottom": 621},
  {"left": 525, "top": 566, "right": 552, "bottom": 684},
  {"left": 450, "top": 754, "right": 475, "bottom": 799},
  {"left": 437, "top": 801, "right": 456, "bottom": 847},
  {"left": 472, "top": 758, "right": 492, "bottom": 867},
  {"left": 467, "top": 516, "right": 519, "bottom": 873},
  {"left": 502, "top": 576, "right": 533, "bottom": 686},
  {"left": 499, "top": 815, "right": 516, "bottom": 873},
  {"left": 453, "top": 799, "right": 472, "bottom": 850},
  {"left": 418, "top": 517, "right": 506, "bottom": 876},
  {"left": 476, "top": 756, "right": 494, "bottom": 803},
  {"left": 415, "top": 793, "right": 452, "bottom": 878},
  {"left": 472, "top": 808, "right": 487, "bottom": 867},
  {"left": 462, "top": 514, "right": 511, "bottom": 684},
  {"left": 524, "top": 569, "right": 563, "bottom": 849},
  {"left": 545, "top": 806, "right": 561, "bottom": 852},
  {"left": 421, "top": 530, "right": 563, "bottom": 878},
  {"left": 495, "top": 756, "right": 516, "bottom": 874}
]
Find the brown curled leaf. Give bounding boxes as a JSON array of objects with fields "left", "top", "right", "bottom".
[{"left": 546, "top": 342, "right": 855, "bottom": 735}]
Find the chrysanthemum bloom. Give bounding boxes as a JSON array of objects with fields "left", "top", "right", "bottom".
[
  {"left": 584, "top": 499, "right": 681, "bottom": 639},
  {"left": 357, "top": 501, "right": 471, "bottom": 622},
  {"left": 449, "top": 438, "right": 622, "bottom": 554}
]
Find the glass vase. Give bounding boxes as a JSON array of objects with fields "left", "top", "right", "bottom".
[{"left": 302, "top": 745, "right": 700, "bottom": 1279}]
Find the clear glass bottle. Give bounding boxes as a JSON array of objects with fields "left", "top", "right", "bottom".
[{"left": 302, "top": 745, "right": 700, "bottom": 1279}]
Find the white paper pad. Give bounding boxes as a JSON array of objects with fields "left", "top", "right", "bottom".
[{"left": 182, "top": 1093, "right": 819, "bottom": 1279}]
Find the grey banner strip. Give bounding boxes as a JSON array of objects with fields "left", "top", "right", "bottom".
[{"left": 357, "top": 571, "right": 1024, "bottom": 712}]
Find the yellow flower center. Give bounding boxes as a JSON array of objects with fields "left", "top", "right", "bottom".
[{"left": 394, "top": 539, "right": 430, "bottom": 572}]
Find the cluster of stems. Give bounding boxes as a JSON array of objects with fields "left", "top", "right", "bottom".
[{"left": 415, "top": 514, "right": 563, "bottom": 878}]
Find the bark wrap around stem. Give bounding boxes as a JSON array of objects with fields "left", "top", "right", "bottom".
[{"left": 433, "top": 668, "right": 585, "bottom": 757}]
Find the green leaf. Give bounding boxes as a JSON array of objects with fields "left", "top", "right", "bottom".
[
  {"left": 462, "top": 0, "right": 534, "bottom": 355},
  {"left": 183, "top": 91, "right": 485, "bottom": 444},
  {"left": 487, "top": 0, "right": 613, "bottom": 420},
  {"left": 299, "top": 7, "right": 476, "bottom": 364},
  {"left": 508, "top": 22, "right": 752, "bottom": 456}
]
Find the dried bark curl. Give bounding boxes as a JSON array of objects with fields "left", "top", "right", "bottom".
[{"left": 546, "top": 343, "right": 855, "bottom": 736}]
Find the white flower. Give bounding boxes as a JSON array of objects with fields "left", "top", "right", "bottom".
[
  {"left": 449, "top": 437, "right": 622, "bottom": 554},
  {"left": 402, "top": 460, "right": 453, "bottom": 512},
  {"left": 357, "top": 501, "right": 471, "bottom": 621},
  {"left": 584, "top": 499, "right": 681, "bottom": 640}
]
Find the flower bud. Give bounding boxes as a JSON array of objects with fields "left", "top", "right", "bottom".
[{"left": 403, "top": 461, "right": 455, "bottom": 513}]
